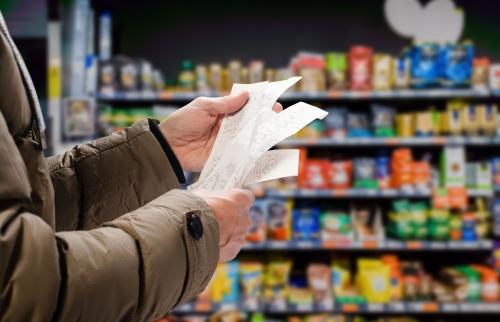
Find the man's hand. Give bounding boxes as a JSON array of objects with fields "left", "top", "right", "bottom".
[
  {"left": 159, "top": 92, "right": 283, "bottom": 172},
  {"left": 192, "top": 188, "right": 254, "bottom": 262}
]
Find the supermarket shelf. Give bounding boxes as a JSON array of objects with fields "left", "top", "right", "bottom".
[
  {"left": 278, "top": 136, "right": 500, "bottom": 147},
  {"left": 242, "top": 239, "right": 493, "bottom": 251},
  {"left": 95, "top": 88, "right": 494, "bottom": 103},
  {"left": 265, "top": 188, "right": 494, "bottom": 198},
  {"left": 174, "top": 301, "right": 500, "bottom": 315}
]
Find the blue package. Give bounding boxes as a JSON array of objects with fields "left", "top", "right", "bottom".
[
  {"left": 410, "top": 43, "right": 440, "bottom": 88},
  {"left": 292, "top": 208, "right": 320, "bottom": 240},
  {"left": 376, "top": 155, "right": 390, "bottom": 184},
  {"left": 439, "top": 42, "right": 474, "bottom": 88},
  {"left": 223, "top": 261, "right": 240, "bottom": 304},
  {"left": 347, "top": 112, "right": 371, "bottom": 138}
]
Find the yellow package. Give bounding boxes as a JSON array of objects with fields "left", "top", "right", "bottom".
[
  {"left": 331, "top": 259, "right": 351, "bottom": 297},
  {"left": 356, "top": 259, "right": 391, "bottom": 303},
  {"left": 396, "top": 113, "right": 415, "bottom": 137},
  {"left": 478, "top": 104, "right": 498, "bottom": 136},
  {"left": 414, "top": 112, "right": 434, "bottom": 136},
  {"left": 431, "top": 110, "right": 443, "bottom": 135},
  {"left": 442, "top": 101, "right": 464, "bottom": 135},
  {"left": 372, "top": 54, "right": 393, "bottom": 91},
  {"left": 265, "top": 261, "right": 292, "bottom": 306}
]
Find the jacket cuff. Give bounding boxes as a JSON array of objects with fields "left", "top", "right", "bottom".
[
  {"left": 103, "top": 189, "right": 219, "bottom": 321},
  {"left": 148, "top": 119, "right": 185, "bottom": 184}
]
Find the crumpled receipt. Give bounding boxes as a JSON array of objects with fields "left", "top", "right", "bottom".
[{"left": 188, "top": 77, "right": 328, "bottom": 190}]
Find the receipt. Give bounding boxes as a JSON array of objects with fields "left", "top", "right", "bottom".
[{"left": 189, "top": 77, "right": 327, "bottom": 191}]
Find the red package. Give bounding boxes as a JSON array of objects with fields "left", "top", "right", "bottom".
[
  {"left": 348, "top": 45, "right": 373, "bottom": 91},
  {"left": 330, "top": 160, "right": 352, "bottom": 189},
  {"left": 303, "top": 160, "right": 331, "bottom": 189}
]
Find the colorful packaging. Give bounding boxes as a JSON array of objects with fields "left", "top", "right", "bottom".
[
  {"left": 267, "top": 199, "right": 292, "bottom": 241},
  {"left": 466, "top": 162, "right": 492, "bottom": 190},
  {"left": 265, "top": 261, "right": 292, "bottom": 308},
  {"left": 249, "top": 60, "right": 264, "bottom": 83},
  {"left": 324, "top": 108, "right": 347, "bottom": 139},
  {"left": 372, "top": 54, "right": 393, "bottom": 91},
  {"left": 440, "top": 146, "right": 466, "bottom": 188},
  {"left": 356, "top": 259, "right": 391, "bottom": 303},
  {"left": 371, "top": 105, "right": 396, "bottom": 137},
  {"left": 228, "top": 60, "right": 242, "bottom": 85},
  {"left": 396, "top": 113, "right": 415, "bottom": 137},
  {"left": 329, "top": 161, "right": 352, "bottom": 189},
  {"left": 376, "top": 155, "right": 391, "bottom": 189},
  {"left": 414, "top": 112, "right": 434, "bottom": 136},
  {"left": 307, "top": 264, "right": 333, "bottom": 307},
  {"left": 492, "top": 158, "right": 500, "bottom": 185},
  {"left": 325, "top": 52, "right": 347, "bottom": 90},
  {"left": 443, "top": 101, "right": 464, "bottom": 136},
  {"left": 331, "top": 259, "right": 351, "bottom": 297},
  {"left": 393, "top": 55, "right": 411, "bottom": 89},
  {"left": 209, "top": 63, "right": 223, "bottom": 92},
  {"left": 320, "top": 211, "right": 353, "bottom": 241},
  {"left": 463, "top": 104, "right": 480, "bottom": 136},
  {"left": 211, "top": 262, "right": 240, "bottom": 304},
  {"left": 303, "top": 160, "right": 331, "bottom": 189},
  {"left": 240, "top": 262, "right": 264, "bottom": 309},
  {"left": 347, "top": 113, "right": 371, "bottom": 137},
  {"left": 410, "top": 43, "right": 440, "bottom": 88},
  {"left": 477, "top": 104, "right": 498, "bottom": 136},
  {"left": 352, "top": 205, "right": 384, "bottom": 240},
  {"left": 353, "top": 158, "right": 377, "bottom": 189},
  {"left": 472, "top": 57, "right": 490, "bottom": 90},
  {"left": 195, "top": 64, "right": 210, "bottom": 92},
  {"left": 471, "top": 265, "right": 499, "bottom": 302},
  {"left": 489, "top": 64, "right": 500, "bottom": 90},
  {"left": 439, "top": 42, "right": 474, "bottom": 88},
  {"left": 292, "top": 208, "right": 321, "bottom": 241},
  {"left": 348, "top": 46, "right": 372, "bottom": 91},
  {"left": 381, "top": 255, "right": 403, "bottom": 301},
  {"left": 178, "top": 60, "right": 195, "bottom": 91},
  {"left": 247, "top": 200, "right": 267, "bottom": 243}
]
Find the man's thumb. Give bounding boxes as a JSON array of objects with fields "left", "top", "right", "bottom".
[{"left": 215, "top": 91, "right": 249, "bottom": 115}]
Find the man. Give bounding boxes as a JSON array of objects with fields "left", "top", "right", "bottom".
[{"left": 0, "top": 12, "right": 282, "bottom": 322}]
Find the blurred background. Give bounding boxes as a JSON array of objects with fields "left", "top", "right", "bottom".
[{"left": 3, "top": 0, "right": 500, "bottom": 321}]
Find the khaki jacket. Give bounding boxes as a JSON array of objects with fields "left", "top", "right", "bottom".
[{"left": 0, "top": 14, "right": 219, "bottom": 322}]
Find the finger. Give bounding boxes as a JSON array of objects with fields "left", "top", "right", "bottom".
[
  {"left": 272, "top": 102, "right": 283, "bottom": 113},
  {"left": 228, "top": 188, "right": 255, "bottom": 209},
  {"left": 201, "top": 91, "right": 249, "bottom": 116}
]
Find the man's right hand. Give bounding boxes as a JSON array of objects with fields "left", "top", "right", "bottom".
[{"left": 192, "top": 189, "right": 254, "bottom": 262}]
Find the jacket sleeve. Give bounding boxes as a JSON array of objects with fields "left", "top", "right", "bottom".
[
  {"left": 0, "top": 112, "right": 220, "bottom": 322},
  {"left": 47, "top": 119, "right": 183, "bottom": 231}
]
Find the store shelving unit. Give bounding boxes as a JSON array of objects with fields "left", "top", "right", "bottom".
[{"left": 174, "top": 301, "right": 500, "bottom": 315}]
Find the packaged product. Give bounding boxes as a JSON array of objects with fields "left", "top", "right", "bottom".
[
  {"left": 324, "top": 108, "right": 347, "bottom": 139},
  {"left": 195, "top": 64, "right": 210, "bottom": 92},
  {"left": 440, "top": 146, "right": 466, "bottom": 188},
  {"left": 488, "top": 64, "right": 500, "bottom": 90},
  {"left": 265, "top": 261, "right": 292, "bottom": 308},
  {"left": 372, "top": 54, "right": 393, "bottom": 91},
  {"left": 98, "top": 60, "right": 116, "bottom": 95},
  {"left": 353, "top": 158, "right": 377, "bottom": 189},
  {"left": 439, "top": 42, "right": 474, "bottom": 88},
  {"left": 139, "top": 60, "right": 153, "bottom": 92},
  {"left": 381, "top": 255, "right": 403, "bottom": 301},
  {"left": 117, "top": 57, "right": 140, "bottom": 92},
  {"left": 371, "top": 105, "right": 396, "bottom": 137},
  {"left": 326, "top": 52, "right": 347, "bottom": 90},
  {"left": 391, "top": 148, "right": 413, "bottom": 189},
  {"left": 307, "top": 264, "right": 333, "bottom": 307},
  {"left": 303, "top": 160, "right": 331, "bottom": 189},
  {"left": 352, "top": 205, "right": 383, "bottom": 240},
  {"left": 297, "top": 119, "right": 325, "bottom": 139},
  {"left": 393, "top": 54, "right": 411, "bottom": 89},
  {"left": 448, "top": 187, "right": 468, "bottom": 210},
  {"left": 401, "top": 262, "right": 421, "bottom": 301},
  {"left": 331, "top": 259, "right": 351, "bottom": 296},
  {"left": 347, "top": 113, "right": 371, "bottom": 137},
  {"left": 492, "top": 157, "right": 500, "bottom": 185},
  {"left": 428, "top": 208, "right": 450, "bottom": 241},
  {"left": 265, "top": 69, "right": 275, "bottom": 82},
  {"left": 461, "top": 211, "right": 477, "bottom": 241},
  {"left": 292, "top": 52, "right": 326, "bottom": 92},
  {"left": 320, "top": 211, "right": 353, "bottom": 241},
  {"left": 449, "top": 214, "right": 462, "bottom": 240},
  {"left": 409, "top": 43, "right": 440, "bottom": 88},
  {"left": 209, "top": 63, "right": 223, "bottom": 92},
  {"left": 472, "top": 57, "right": 490, "bottom": 90},
  {"left": 465, "top": 162, "right": 492, "bottom": 190},
  {"left": 292, "top": 208, "right": 321, "bottom": 241},
  {"left": 329, "top": 160, "right": 352, "bottom": 189},
  {"left": 412, "top": 161, "right": 431, "bottom": 191},
  {"left": 414, "top": 112, "right": 434, "bottom": 136},
  {"left": 396, "top": 113, "right": 414, "bottom": 137},
  {"left": 249, "top": 60, "right": 264, "bottom": 83},
  {"left": 375, "top": 155, "right": 391, "bottom": 189},
  {"left": 240, "top": 67, "right": 250, "bottom": 84},
  {"left": 471, "top": 265, "right": 499, "bottom": 302},
  {"left": 240, "top": 262, "right": 264, "bottom": 309},
  {"left": 267, "top": 199, "right": 293, "bottom": 241},
  {"left": 211, "top": 262, "right": 240, "bottom": 304},
  {"left": 348, "top": 46, "right": 373, "bottom": 91},
  {"left": 247, "top": 200, "right": 267, "bottom": 243},
  {"left": 442, "top": 101, "right": 464, "bottom": 136},
  {"left": 462, "top": 103, "right": 480, "bottom": 136},
  {"left": 178, "top": 60, "right": 196, "bottom": 91},
  {"left": 455, "top": 266, "right": 481, "bottom": 302},
  {"left": 477, "top": 104, "right": 498, "bottom": 136},
  {"left": 228, "top": 60, "right": 242, "bottom": 85},
  {"left": 356, "top": 259, "right": 391, "bottom": 303},
  {"left": 288, "top": 281, "right": 314, "bottom": 308}
]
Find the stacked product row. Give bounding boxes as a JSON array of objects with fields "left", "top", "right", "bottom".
[
  {"left": 247, "top": 198, "right": 491, "bottom": 244},
  {"left": 180, "top": 256, "right": 499, "bottom": 310}
]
